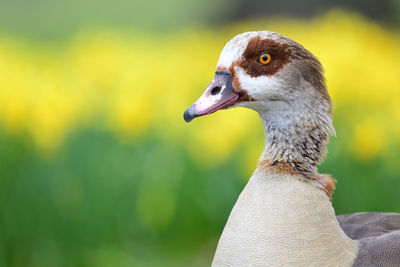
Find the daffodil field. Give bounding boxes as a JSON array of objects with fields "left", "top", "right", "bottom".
[{"left": 0, "top": 11, "right": 400, "bottom": 266}]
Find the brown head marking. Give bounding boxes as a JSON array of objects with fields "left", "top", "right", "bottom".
[{"left": 239, "top": 36, "right": 291, "bottom": 77}]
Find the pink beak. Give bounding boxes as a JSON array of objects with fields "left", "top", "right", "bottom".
[{"left": 184, "top": 71, "right": 239, "bottom": 122}]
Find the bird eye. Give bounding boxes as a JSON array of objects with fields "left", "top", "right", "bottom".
[{"left": 258, "top": 53, "right": 271, "bottom": 64}]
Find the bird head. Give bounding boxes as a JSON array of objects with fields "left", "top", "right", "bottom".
[{"left": 183, "top": 31, "right": 332, "bottom": 123}]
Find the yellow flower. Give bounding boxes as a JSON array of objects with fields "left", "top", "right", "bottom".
[{"left": 353, "top": 119, "right": 384, "bottom": 161}]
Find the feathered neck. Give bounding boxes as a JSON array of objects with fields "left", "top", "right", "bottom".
[{"left": 256, "top": 90, "right": 336, "bottom": 197}]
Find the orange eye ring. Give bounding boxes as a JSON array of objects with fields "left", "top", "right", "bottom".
[{"left": 259, "top": 53, "right": 271, "bottom": 64}]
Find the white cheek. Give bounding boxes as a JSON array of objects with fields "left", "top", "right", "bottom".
[{"left": 235, "top": 66, "right": 282, "bottom": 99}]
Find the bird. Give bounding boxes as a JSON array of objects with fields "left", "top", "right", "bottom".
[{"left": 183, "top": 31, "right": 400, "bottom": 266}]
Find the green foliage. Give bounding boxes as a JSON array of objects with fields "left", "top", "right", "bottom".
[{"left": 0, "top": 129, "right": 244, "bottom": 266}]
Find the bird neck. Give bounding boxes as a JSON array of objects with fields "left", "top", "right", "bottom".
[{"left": 258, "top": 103, "right": 335, "bottom": 179}]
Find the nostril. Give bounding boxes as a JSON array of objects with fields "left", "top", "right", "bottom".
[{"left": 211, "top": 86, "right": 221, "bottom": 95}]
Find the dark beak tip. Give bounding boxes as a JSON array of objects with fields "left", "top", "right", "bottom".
[{"left": 183, "top": 109, "right": 195, "bottom": 122}]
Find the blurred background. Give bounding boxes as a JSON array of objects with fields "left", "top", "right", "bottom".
[{"left": 0, "top": 0, "right": 400, "bottom": 266}]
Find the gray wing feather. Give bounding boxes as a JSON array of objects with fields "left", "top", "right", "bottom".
[{"left": 337, "top": 212, "right": 400, "bottom": 266}]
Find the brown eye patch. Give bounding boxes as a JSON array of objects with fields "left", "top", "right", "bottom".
[{"left": 239, "top": 36, "right": 290, "bottom": 77}]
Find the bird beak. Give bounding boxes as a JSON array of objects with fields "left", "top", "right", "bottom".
[{"left": 183, "top": 71, "right": 239, "bottom": 122}]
